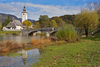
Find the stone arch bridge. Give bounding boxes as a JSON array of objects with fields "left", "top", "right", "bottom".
[{"left": 21, "top": 27, "right": 59, "bottom": 36}]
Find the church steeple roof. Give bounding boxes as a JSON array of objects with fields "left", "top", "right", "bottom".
[{"left": 22, "top": 6, "right": 27, "bottom": 13}]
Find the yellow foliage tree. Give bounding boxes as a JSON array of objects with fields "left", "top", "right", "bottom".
[
  {"left": 50, "top": 20, "right": 58, "bottom": 27},
  {"left": 75, "top": 9, "right": 99, "bottom": 37},
  {"left": 22, "top": 20, "right": 32, "bottom": 29}
]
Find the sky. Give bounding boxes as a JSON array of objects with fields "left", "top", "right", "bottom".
[{"left": 0, "top": 0, "right": 99, "bottom": 20}]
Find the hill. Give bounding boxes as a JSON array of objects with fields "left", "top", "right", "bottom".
[
  {"left": 50, "top": 15, "right": 76, "bottom": 24},
  {"left": 0, "top": 13, "right": 35, "bottom": 25},
  {"left": 0, "top": 13, "right": 18, "bottom": 25},
  {"left": 60, "top": 15, "right": 76, "bottom": 24},
  {"left": 18, "top": 18, "right": 35, "bottom": 23}
]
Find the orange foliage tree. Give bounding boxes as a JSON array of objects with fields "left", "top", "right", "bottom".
[{"left": 22, "top": 20, "right": 32, "bottom": 29}]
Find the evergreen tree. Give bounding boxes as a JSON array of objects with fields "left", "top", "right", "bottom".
[{"left": 2, "top": 16, "right": 12, "bottom": 27}]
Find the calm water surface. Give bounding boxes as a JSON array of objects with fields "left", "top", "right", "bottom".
[
  {"left": 0, "top": 36, "right": 41, "bottom": 43},
  {"left": 0, "top": 49, "right": 40, "bottom": 67},
  {"left": 0, "top": 36, "right": 41, "bottom": 67}
]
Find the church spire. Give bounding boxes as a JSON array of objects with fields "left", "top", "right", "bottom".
[
  {"left": 22, "top": 5, "right": 27, "bottom": 22},
  {"left": 22, "top": 5, "right": 27, "bottom": 13},
  {"left": 23, "top": 6, "right": 26, "bottom": 11}
]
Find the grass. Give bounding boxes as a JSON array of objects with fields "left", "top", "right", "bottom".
[
  {"left": 0, "top": 31, "right": 21, "bottom": 36},
  {"left": 31, "top": 34, "right": 100, "bottom": 67},
  {"left": 84, "top": 33, "right": 100, "bottom": 41}
]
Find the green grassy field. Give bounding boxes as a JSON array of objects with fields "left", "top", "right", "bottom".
[
  {"left": 31, "top": 34, "right": 100, "bottom": 67},
  {"left": 0, "top": 31, "right": 21, "bottom": 36}
]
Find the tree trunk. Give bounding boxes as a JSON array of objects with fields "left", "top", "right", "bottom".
[{"left": 85, "top": 29, "right": 88, "bottom": 37}]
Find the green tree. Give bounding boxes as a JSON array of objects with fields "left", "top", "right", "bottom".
[
  {"left": 75, "top": 9, "right": 99, "bottom": 37},
  {"left": 34, "top": 22, "right": 40, "bottom": 28},
  {"left": 39, "top": 15, "right": 50, "bottom": 28},
  {"left": 53, "top": 17, "right": 65, "bottom": 27},
  {"left": 50, "top": 20, "right": 58, "bottom": 27},
  {"left": 2, "top": 16, "right": 12, "bottom": 27},
  {"left": 22, "top": 20, "right": 32, "bottom": 29}
]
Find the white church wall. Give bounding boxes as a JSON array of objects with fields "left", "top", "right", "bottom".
[
  {"left": 2, "top": 27, "right": 21, "bottom": 31},
  {"left": 16, "top": 26, "right": 23, "bottom": 29},
  {"left": 22, "top": 13, "right": 27, "bottom": 23}
]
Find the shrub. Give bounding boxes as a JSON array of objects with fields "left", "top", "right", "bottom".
[
  {"left": 0, "top": 41, "right": 23, "bottom": 52},
  {"left": 31, "top": 37, "right": 51, "bottom": 48},
  {"left": 55, "top": 24, "right": 78, "bottom": 42}
]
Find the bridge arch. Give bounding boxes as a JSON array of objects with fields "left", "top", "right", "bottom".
[
  {"left": 28, "top": 31, "right": 37, "bottom": 36},
  {"left": 22, "top": 27, "right": 58, "bottom": 36}
]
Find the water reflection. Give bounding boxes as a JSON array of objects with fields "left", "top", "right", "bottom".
[
  {"left": 0, "top": 49, "right": 40, "bottom": 67},
  {"left": 0, "top": 36, "right": 41, "bottom": 43}
]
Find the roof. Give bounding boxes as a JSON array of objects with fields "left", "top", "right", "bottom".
[
  {"left": 6, "top": 19, "right": 22, "bottom": 28},
  {"left": 6, "top": 22, "right": 16, "bottom": 28},
  {"left": 13, "top": 20, "right": 22, "bottom": 26}
]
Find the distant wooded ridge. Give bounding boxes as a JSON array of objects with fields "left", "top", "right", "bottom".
[
  {"left": 50, "top": 15, "right": 75, "bottom": 24},
  {"left": 0, "top": 13, "right": 76, "bottom": 25},
  {"left": 0, "top": 13, "right": 35, "bottom": 25}
]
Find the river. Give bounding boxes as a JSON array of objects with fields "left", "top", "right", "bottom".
[{"left": 0, "top": 36, "right": 41, "bottom": 67}]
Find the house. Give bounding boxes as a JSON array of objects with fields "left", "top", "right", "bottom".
[{"left": 2, "top": 19, "right": 23, "bottom": 31}]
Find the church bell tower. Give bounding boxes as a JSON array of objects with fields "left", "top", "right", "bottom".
[{"left": 22, "top": 6, "right": 27, "bottom": 23}]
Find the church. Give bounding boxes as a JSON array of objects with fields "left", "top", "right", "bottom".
[{"left": 2, "top": 6, "right": 27, "bottom": 31}]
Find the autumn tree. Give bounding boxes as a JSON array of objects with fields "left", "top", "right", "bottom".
[
  {"left": 22, "top": 20, "right": 32, "bottom": 29},
  {"left": 75, "top": 9, "right": 99, "bottom": 37},
  {"left": 39, "top": 15, "right": 50, "bottom": 28},
  {"left": 52, "top": 17, "right": 65, "bottom": 27},
  {"left": 50, "top": 20, "right": 58, "bottom": 27},
  {"left": 34, "top": 22, "right": 40, "bottom": 28}
]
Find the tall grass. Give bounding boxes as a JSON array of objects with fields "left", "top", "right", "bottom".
[
  {"left": 31, "top": 37, "right": 51, "bottom": 48},
  {"left": 0, "top": 41, "right": 24, "bottom": 52},
  {"left": 55, "top": 24, "right": 78, "bottom": 42}
]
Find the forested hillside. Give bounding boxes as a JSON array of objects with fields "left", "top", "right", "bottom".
[{"left": 50, "top": 15, "right": 76, "bottom": 25}]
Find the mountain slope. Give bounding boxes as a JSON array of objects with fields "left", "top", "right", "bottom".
[
  {"left": 0, "top": 13, "right": 35, "bottom": 25},
  {"left": 18, "top": 18, "right": 35, "bottom": 23},
  {"left": 0, "top": 13, "right": 18, "bottom": 24}
]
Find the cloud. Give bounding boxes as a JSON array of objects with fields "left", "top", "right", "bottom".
[
  {"left": 0, "top": 3, "right": 20, "bottom": 12},
  {"left": 0, "top": 2, "right": 82, "bottom": 20}
]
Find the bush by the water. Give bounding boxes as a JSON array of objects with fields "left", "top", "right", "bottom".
[
  {"left": 55, "top": 24, "right": 78, "bottom": 42},
  {"left": 0, "top": 41, "right": 24, "bottom": 52},
  {"left": 31, "top": 37, "right": 51, "bottom": 48}
]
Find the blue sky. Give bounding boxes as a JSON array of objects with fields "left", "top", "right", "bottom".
[{"left": 0, "top": 0, "right": 99, "bottom": 20}]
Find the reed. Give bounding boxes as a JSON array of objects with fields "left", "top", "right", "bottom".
[
  {"left": 31, "top": 37, "right": 51, "bottom": 48},
  {"left": 0, "top": 41, "right": 23, "bottom": 52}
]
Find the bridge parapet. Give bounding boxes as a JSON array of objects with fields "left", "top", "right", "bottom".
[{"left": 21, "top": 27, "right": 59, "bottom": 36}]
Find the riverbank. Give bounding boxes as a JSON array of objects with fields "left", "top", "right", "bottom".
[
  {"left": 31, "top": 35, "right": 100, "bottom": 67},
  {"left": 0, "top": 31, "right": 21, "bottom": 36}
]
